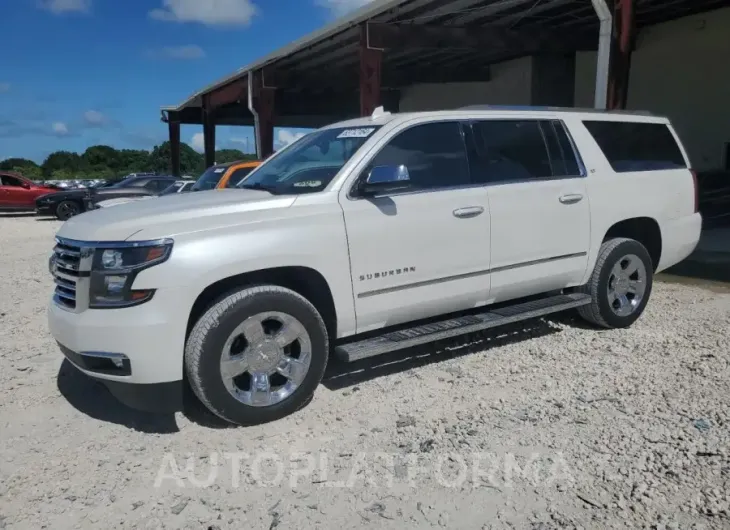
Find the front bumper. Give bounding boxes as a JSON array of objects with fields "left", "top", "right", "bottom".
[
  {"left": 59, "top": 346, "right": 183, "bottom": 413},
  {"left": 48, "top": 286, "right": 191, "bottom": 387}
]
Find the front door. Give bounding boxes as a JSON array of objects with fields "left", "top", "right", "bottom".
[
  {"left": 0, "top": 174, "right": 33, "bottom": 209},
  {"left": 339, "top": 121, "right": 492, "bottom": 334},
  {"left": 468, "top": 118, "right": 591, "bottom": 303}
]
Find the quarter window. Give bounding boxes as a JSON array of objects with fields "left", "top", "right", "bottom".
[
  {"left": 583, "top": 121, "right": 686, "bottom": 172},
  {"left": 365, "top": 121, "right": 471, "bottom": 191}
]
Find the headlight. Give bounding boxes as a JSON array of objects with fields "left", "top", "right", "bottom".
[{"left": 89, "top": 239, "right": 173, "bottom": 308}]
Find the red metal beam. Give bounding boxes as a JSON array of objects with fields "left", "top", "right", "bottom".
[
  {"left": 202, "top": 95, "right": 216, "bottom": 168},
  {"left": 608, "top": 0, "right": 636, "bottom": 109},
  {"left": 251, "top": 71, "right": 275, "bottom": 159},
  {"left": 168, "top": 119, "right": 181, "bottom": 178},
  {"left": 359, "top": 24, "right": 382, "bottom": 117},
  {"left": 208, "top": 78, "right": 247, "bottom": 110}
]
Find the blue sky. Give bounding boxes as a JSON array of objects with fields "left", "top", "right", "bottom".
[{"left": 0, "top": 0, "right": 373, "bottom": 163}]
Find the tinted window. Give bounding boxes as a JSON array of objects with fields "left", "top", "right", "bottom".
[
  {"left": 470, "top": 120, "right": 552, "bottom": 183},
  {"left": 226, "top": 167, "right": 255, "bottom": 188},
  {"left": 145, "top": 179, "right": 173, "bottom": 192},
  {"left": 583, "top": 121, "right": 686, "bottom": 172},
  {"left": 1, "top": 175, "right": 24, "bottom": 187},
  {"left": 192, "top": 166, "right": 228, "bottom": 191},
  {"left": 365, "top": 122, "right": 470, "bottom": 191}
]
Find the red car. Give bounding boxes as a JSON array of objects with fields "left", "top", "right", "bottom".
[{"left": 0, "top": 172, "right": 58, "bottom": 212}]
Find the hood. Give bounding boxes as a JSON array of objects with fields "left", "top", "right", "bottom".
[
  {"left": 57, "top": 189, "right": 297, "bottom": 241},
  {"left": 35, "top": 188, "right": 88, "bottom": 202},
  {"left": 97, "top": 196, "right": 152, "bottom": 208},
  {"left": 93, "top": 186, "right": 153, "bottom": 197}
]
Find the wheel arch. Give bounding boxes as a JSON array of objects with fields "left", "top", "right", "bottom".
[
  {"left": 602, "top": 217, "right": 662, "bottom": 271},
  {"left": 187, "top": 266, "right": 338, "bottom": 342}
]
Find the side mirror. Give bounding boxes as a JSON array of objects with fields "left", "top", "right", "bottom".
[
  {"left": 22, "top": 181, "right": 31, "bottom": 189},
  {"left": 360, "top": 165, "right": 411, "bottom": 196}
]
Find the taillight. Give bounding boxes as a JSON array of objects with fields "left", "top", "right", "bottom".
[{"left": 690, "top": 169, "right": 699, "bottom": 213}]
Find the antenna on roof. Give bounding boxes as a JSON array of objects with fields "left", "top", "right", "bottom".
[{"left": 371, "top": 106, "right": 390, "bottom": 120}]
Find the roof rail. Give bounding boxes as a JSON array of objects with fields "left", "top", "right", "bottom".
[{"left": 458, "top": 104, "right": 655, "bottom": 116}]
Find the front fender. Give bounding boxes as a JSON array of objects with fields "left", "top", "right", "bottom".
[{"left": 132, "top": 212, "right": 357, "bottom": 338}]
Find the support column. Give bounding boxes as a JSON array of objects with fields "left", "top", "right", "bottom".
[
  {"left": 202, "top": 106, "right": 216, "bottom": 168},
  {"left": 258, "top": 87, "right": 275, "bottom": 159},
  {"left": 608, "top": 0, "right": 636, "bottom": 109},
  {"left": 359, "top": 24, "right": 383, "bottom": 116},
  {"left": 251, "top": 71, "right": 275, "bottom": 159},
  {"left": 167, "top": 117, "right": 181, "bottom": 178}
]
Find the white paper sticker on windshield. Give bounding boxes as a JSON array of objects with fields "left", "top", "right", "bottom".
[
  {"left": 337, "top": 128, "right": 375, "bottom": 139},
  {"left": 214, "top": 168, "right": 225, "bottom": 173},
  {"left": 293, "top": 180, "right": 322, "bottom": 188}
]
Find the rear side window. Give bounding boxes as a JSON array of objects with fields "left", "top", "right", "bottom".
[
  {"left": 547, "top": 120, "right": 582, "bottom": 177},
  {"left": 583, "top": 121, "right": 686, "bottom": 173}
]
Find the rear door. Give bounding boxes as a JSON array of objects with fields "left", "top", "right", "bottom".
[{"left": 468, "top": 118, "right": 591, "bottom": 303}]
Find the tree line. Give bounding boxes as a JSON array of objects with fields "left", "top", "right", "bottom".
[{"left": 0, "top": 142, "right": 256, "bottom": 180}]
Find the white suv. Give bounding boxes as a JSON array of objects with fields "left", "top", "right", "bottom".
[{"left": 47, "top": 106, "right": 701, "bottom": 425}]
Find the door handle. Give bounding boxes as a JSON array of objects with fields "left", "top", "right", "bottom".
[
  {"left": 559, "top": 194, "right": 583, "bottom": 205},
  {"left": 453, "top": 206, "right": 484, "bottom": 219}
]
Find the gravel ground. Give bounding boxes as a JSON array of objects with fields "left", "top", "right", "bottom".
[{"left": 1, "top": 214, "right": 729, "bottom": 530}]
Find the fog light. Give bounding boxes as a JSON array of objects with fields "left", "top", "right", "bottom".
[
  {"left": 104, "top": 275, "right": 127, "bottom": 295},
  {"left": 110, "top": 357, "right": 124, "bottom": 369}
]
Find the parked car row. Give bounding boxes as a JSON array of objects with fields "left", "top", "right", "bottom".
[{"left": 0, "top": 161, "right": 262, "bottom": 220}]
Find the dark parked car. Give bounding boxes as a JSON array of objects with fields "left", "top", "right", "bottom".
[{"left": 35, "top": 175, "right": 178, "bottom": 220}]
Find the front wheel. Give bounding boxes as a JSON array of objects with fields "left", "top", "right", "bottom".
[
  {"left": 185, "top": 285, "right": 329, "bottom": 426},
  {"left": 56, "top": 200, "right": 81, "bottom": 221},
  {"left": 577, "top": 237, "right": 654, "bottom": 329}
]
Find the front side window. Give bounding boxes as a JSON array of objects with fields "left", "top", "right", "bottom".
[
  {"left": 583, "top": 120, "right": 686, "bottom": 173},
  {"left": 362, "top": 121, "right": 470, "bottom": 191},
  {"left": 470, "top": 120, "right": 552, "bottom": 183},
  {"left": 236, "top": 126, "right": 381, "bottom": 194},
  {"left": 1, "top": 175, "right": 24, "bottom": 187},
  {"left": 226, "top": 167, "right": 255, "bottom": 188}
]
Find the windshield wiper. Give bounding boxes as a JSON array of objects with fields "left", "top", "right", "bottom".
[{"left": 239, "top": 183, "right": 281, "bottom": 195}]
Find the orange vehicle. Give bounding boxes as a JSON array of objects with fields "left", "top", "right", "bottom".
[{"left": 190, "top": 160, "right": 262, "bottom": 191}]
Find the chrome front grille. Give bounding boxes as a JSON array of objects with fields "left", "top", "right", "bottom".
[{"left": 51, "top": 239, "right": 92, "bottom": 312}]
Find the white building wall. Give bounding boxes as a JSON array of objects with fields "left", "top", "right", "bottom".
[
  {"left": 399, "top": 56, "right": 533, "bottom": 111},
  {"left": 575, "top": 7, "right": 730, "bottom": 170}
]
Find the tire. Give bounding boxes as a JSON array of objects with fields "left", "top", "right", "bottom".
[
  {"left": 56, "top": 200, "right": 81, "bottom": 221},
  {"left": 185, "top": 285, "right": 329, "bottom": 426},
  {"left": 577, "top": 237, "right": 654, "bottom": 329}
]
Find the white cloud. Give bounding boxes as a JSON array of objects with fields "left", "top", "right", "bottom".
[
  {"left": 277, "top": 129, "right": 306, "bottom": 147},
  {"left": 39, "top": 0, "right": 91, "bottom": 14},
  {"left": 191, "top": 132, "right": 205, "bottom": 152},
  {"left": 147, "top": 45, "right": 206, "bottom": 60},
  {"left": 52, "top": 122, "right": 69, "bottom": 135},
  {"left": 83, "top": 110, "right": 106, "bottom": 126},
  {"left": 0, "top": 82, "right": 10, "bottom": 93},
  {"left": 316, "top": 0, "right": 373, "bottom": 17},
  {"left": 149, "top": 0, "right": 257, "bottom": 27}
]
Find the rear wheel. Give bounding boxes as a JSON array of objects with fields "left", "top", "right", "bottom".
[
  {"left": 56, "top": 200, "right": 81, "bottom": 221},
  {"left": 577, "top": 237, "right": 654, "bottom": 329},
  {"left": 185, "top": 285, "right": 329, "bottom": 426}
]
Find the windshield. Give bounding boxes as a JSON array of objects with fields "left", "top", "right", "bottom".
[
  {"left": 236, "top": 126, "right": 381, "bottom": 194},
  {"left": 191, "top": 166, "right": 228, "bottom": 191},
  {"left": 111, "top": 177, "right": 142, "bottom": 188}
]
